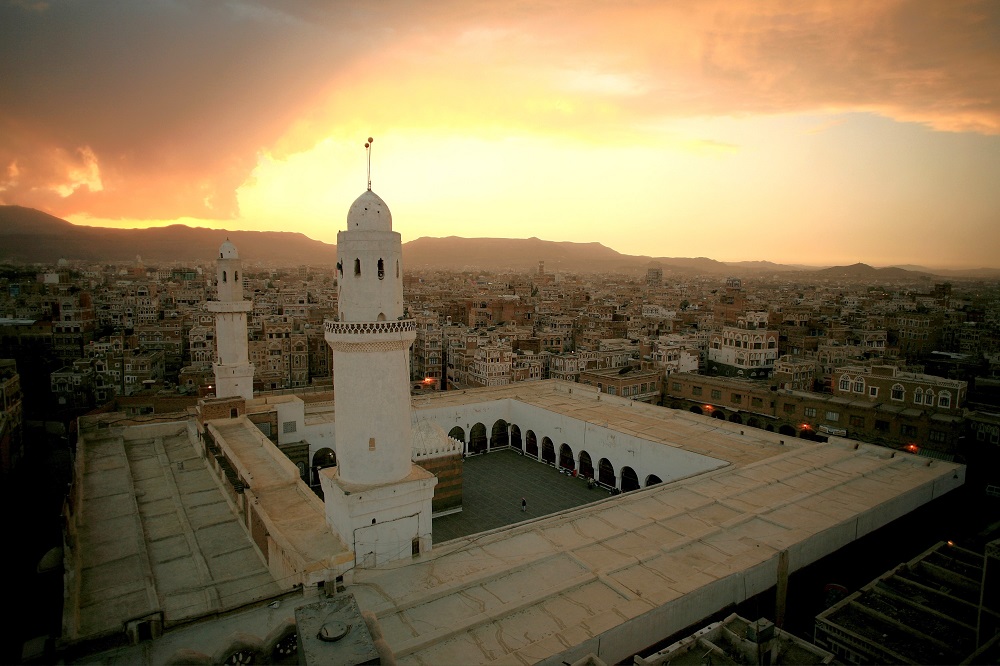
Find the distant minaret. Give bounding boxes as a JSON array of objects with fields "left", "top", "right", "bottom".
[{"left": 207, "top": 240, "right": 254, "bottom": 400}]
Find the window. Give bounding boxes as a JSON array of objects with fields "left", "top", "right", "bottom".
[
  {"left": 929, "top": 430, "right": 948, "bottom": 444},
  {"left": 692, "top": 386, "right": 702, "bottom": 396},
  {"left": 752, "top": 397, "right": 763, "bottom": 407},
  {"left": 875, "top": 419, "right": 890, "bottom": 432},
  {"left": 369, "top": 437, "right": 376, "bottom": 451},
  {"left": 783, "top": 403, "right": 796, "bottom": 414},
  {"left": 839, "top": 376, "right": 851, "bottom": 391},
  {"left": 804, "top": 407, "right": 817, "bottom": 417},
  {"left": 853, "top": 379, "right": 864, "bottom": 393},
  {"left": 869, "top": 387, "right": 878, "bottom": 398},
  {"left": 378, "top": 258, "right": 385, "bottom": 280},
  {"left": 939, "top": 391, "right": 951, "bottom": 408},
  {"left": 354, "top": 258, "right": 361, "bottom": 276},
  {"left": 282, "top": 421, "right": 297, "bottom": 434},
  {"left": 711, "top": 389, "right": 721, "bottom": 399},
  {"left": 222, "top": 270, "right": 227, "bottom": 283},
  {"left": 607, "top": 386, "right": 617, "bottom": 396},
  {"left": 913, "top": 388, "right": 923, "bottom": 404},
  {"left": 672, "top": 382, "right": 681, "bottom": 391},
  {"left": 891, "top": 384, "right": 904, "bottom": 401},
  {"left": 731, "top": 393, "right": 742, "bottom": 404},
  {"left": 849, "top": 415, "right": 865, "bottom": 428},
  {"left": 901, "top": 424, "right": 918, "bottom": 437},
  {"left": 825, "top": 411, "right": 840, "bottom": 422}
]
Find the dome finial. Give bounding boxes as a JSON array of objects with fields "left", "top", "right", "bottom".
[{"left": 364, "top": 136, "right": 374, "bottom": 191}]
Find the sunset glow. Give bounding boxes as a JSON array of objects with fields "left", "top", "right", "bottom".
[{"left": 2, "top": 1, "right": 999, "bottom": 267}]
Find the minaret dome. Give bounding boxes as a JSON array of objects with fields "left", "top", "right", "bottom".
[{"left": 347, "top": 190, "right": 392, "bottom": 232}]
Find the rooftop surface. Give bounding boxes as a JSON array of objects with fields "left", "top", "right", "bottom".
[{"left": 65, "top": 422, "right": 281, "bottom": 644}]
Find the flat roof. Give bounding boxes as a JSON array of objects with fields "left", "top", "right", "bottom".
[
  {"left": 345, "top": 382, "right": 965, "bottom": 665},
  {"left": 65, "top": 422, "right": 282, "bottom": 643}
]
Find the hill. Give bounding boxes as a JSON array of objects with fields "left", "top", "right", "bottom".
[{"left": 0, "top": 206, "right": 337, "bottom": 265}]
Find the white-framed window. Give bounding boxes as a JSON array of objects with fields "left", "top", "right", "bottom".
[
  {"left": 282, "top": 421, "right": 297, "bottom": 434},
  {"left": 853, "top": 378, "right": 865, "bottom": 393},
  {"left": 913, "top": 388, "right": 923, "bottom": 404},
  {"left": 938, "top": 391, "right": 951, "bottom": 408},
  {"left": 891, "top": 384, "right": 905, "bottom": 401},
  {"left": 825, "top": 411, "right": 840, "bottom": 422},
  {"left": 839, "top": 376, "right": 851, "bottom": 391},
  {"left": 869, "top": 386, "right": 878, "bottom": 397}
]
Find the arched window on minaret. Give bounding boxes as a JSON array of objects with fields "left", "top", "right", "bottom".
[
  {"left": 396, "top": 260, "right": 399, "bottom": 278},
  {"left": 354, "top": 258, "right": 361, "bottom": 276},
  {"left": 234, "top": 271, "right": 238, "bottom": 281},
  {"left": 378, "top": 258, "right": 385, "bottom": 280},
  {"left": 223, "top": 270, "right": 227, "bottom": 283},
  {"left": 336, "top": 260, "right": 343, "bottom": 277}
]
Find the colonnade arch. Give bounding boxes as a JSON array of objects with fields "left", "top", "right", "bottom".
[
  {"left": 510, "top": 425, "right": 522, "bottom": 450},
  {"left": 645, "top": 474, "right": 662, "bottom": 487},
  {"left": 490, "top": 419, "right": 509, "bottom": 448},
  {"left": 620, "top": 466, "right": 640, "bottom": 492},
  {"left": 541, "top": 437, "right": 555, "bottom": 464},
  {"left": 525, "top": 430, "right": 538, "bottom": 457},
  {"left": 448, "top": 426, "right": 465, "bottom": 443},
  {"left": 558, "top": 444, "right": 575, "bottom": 471},
  {"left": 578, "top": 451, "right": 594, "bottom": 479},
  {"left": 469, "top": 422, "right": 487, "bottom": 455},
  {"left": 598, "top": 458, "right": 615, "bottom": 487}
]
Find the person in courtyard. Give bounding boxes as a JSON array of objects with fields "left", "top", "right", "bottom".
[{"left": 521, "top": 497, "right": 527, "bottom": 512}]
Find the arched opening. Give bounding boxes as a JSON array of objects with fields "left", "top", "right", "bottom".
[
  {"left": 747, "top": 417, "right": 761, "bottom": 429},
  {"left": 222, "top": 270, "right": 227, "bottom": 283},
  {"left": 558, "top": 443, "right": 575, "bottom": 471},
  {"left": 377, "top": 313, "right": 386, "bottom": 321},
  {"left": 598, "top": 458, "right": 615, "bottom": 488},
  {"left": 396, "top": 260, "right": 399, "bottom": 278},
  {"left": 621, "top": 466, "right": 640, "bottom": 492},
  {"left": 645, "top": 474, "right": 662, "bottom": 487},
  {"left": 578, "top": 451, "right": 594, "bottom": 479},
  {"left": 234, "top": 271, "right": 238, "bottom": 281},
  {"left": 712, "top": 410, "right": 726, "bottom": 420},
  {"left": 469, "top": 423, "right": 487, "bottom": 455},
  {"left": 766, "top": 424, "right": 775, "bottom": 432},
  {"left": 670, "top": 402, "right": 685, "bottom": 410},
  {"left": 779, "top": 424, "right": 796, "bottom": 436},
  {"left": 354, "top": 258, "right": 361, "bottom": 276},
  {"left": 525, "top": 430, "right": 538, "bottom": 457},
  {"left": 312, "top": 448, "right": 336, "bottom": 486},
  {"left": 541, "top": 437, "right": 555, "bottom": 464},
  {"left": 689, "top": 406, "right": 703, "bottom": 415},
  {"left": 491, "top": 419, "right": 509, "bottom": 448},
  {"left": 729, "top": 413, "right": 743, "bottom": 424},
  {"left": 448, "top": 426, "right": 466, "bottom": 443},
  {"left": 377, "top": 258, "right": 385, "bottom": 280},
  {"left": 510, "top": 424, "right": 522, "bottom": 450}
]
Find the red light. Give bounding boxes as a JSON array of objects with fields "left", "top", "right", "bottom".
[{"left": 800, "top": 423, "right": 811, "bottom": 430}]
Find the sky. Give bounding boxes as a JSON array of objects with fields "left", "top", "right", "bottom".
[{"left": 2, "top": 1, "right": 999, "bottom": 269}]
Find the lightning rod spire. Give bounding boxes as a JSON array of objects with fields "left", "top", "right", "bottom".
[{"left": 365, "top": 137, "right": 374, "bottom": 191}]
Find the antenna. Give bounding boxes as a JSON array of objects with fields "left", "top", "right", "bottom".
[{"left": 364, "top": 136, "right": 374, "bottom": 191}]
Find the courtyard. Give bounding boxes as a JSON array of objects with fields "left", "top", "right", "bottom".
[{"left": 432, "top": 448, "right": 614, "bottom": 542}]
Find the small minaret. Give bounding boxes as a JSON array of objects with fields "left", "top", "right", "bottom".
[
  {"left": 321, "top": 138, "right": 436, "bottom": 567},
  {"left": 207, "top": 240, "right": 254, "bottom": 400}
]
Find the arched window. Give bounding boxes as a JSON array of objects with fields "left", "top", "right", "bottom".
[
  {"left": 354, "top": 258, "right": 361, "bottom": 276},
  {"left": 925, "top": 389, "right": 934, "bottom": 406},
  {"left": 396, "top": 260, "right": 399, "bottom": 278},
  {"left": 891, "top": 383, "right": 905, "bottom": 401},
  {"left": 378, "top": 258, "right": 385, "bottom": 280},
  {"left": 853, "top": 377, "right": 865, "bottom": 393},
  {"left": 938, "top": 391, "right": 952, "bottom": 408},
  {"left": 913, "top": 388, "right": 923, "bottom": 404},
  {"left": 222, "top": 270, "right": 227, "bottom": 283},
  {"left": 336, "top": 260, "right": 343, "bottom": 276},
  {"left": 234, "top": 271, "right": 238, "bottom": 281},
  {"left": 839, "top": 375, "right": 851, "bottom": 391}
]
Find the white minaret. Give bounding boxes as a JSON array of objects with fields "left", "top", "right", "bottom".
[
  {"left": 321, "top": 140, "right": 436, "bottom": 567},
  {"left": 207, "top": 240, "right": 254, "bottom": 400}
]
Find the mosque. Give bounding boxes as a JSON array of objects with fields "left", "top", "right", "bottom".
[{"left": 59, "top": 184, "right": 965, "bottom": 664}]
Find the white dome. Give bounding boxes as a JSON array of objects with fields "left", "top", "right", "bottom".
[
  {"left": 219, "top": 239, "right": 238, "bottom": 259},
  {"left": 347, "top": 190, "right": 392, "bottom": 232}
]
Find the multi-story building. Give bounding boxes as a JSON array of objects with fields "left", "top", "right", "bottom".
[
  {"left": 831, "top": 364, "right": 966, "bottom": 415},
  {"left": 468, "top": 342, "right": 512, "bottom": 387},
  {"left": 707, "top": 312, "right": 779, "bottom": 379},
  {"left": 579, "top": 366, "right": 661, "bottom": 403},
  {"left": 0, "top": 359, "right": 23, "bottom": 478}
]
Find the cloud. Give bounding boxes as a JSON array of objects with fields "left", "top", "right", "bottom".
[{"left": 2, "top": 0, "right": 997, "bottom": 222}]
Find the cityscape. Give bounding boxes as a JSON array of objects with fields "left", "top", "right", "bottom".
[{"left": 3, "top": 1, "right": 1000, "bottom": 665}]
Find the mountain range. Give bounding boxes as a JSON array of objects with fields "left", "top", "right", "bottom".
[{"left": 2, "top": 205, "right": 998, "bottom": 278}]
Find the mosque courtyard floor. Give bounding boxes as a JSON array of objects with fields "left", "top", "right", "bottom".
[{"left": 431, "top": 448, "right": 613, "bottom": 542}]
